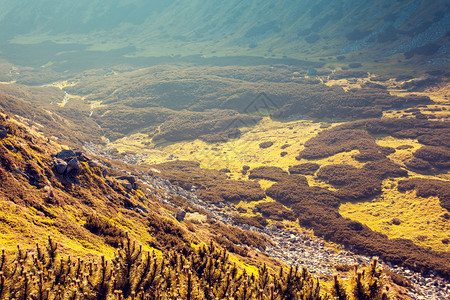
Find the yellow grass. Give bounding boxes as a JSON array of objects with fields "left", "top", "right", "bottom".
[
  {"left": 110, "top": 117, "right": 327, "bottom": 176},
  {"left": 340, "top": 179, "right": 450, "bottom": 252}
]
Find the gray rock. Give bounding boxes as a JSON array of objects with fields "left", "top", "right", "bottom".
[
  {"left": 78, "top": 153, "right": 91, "bottom": 162},
  {"left": 54, "top": 158, "right": 68, "bottom": 174},
  {"left": 116, "top": 176, "right": 136, "bottom": 183},
  {"left": 0, "top": 128, "right": 7, "bottom": 139},
  {"left": 56, "top": 150, "right": 76, "bottom": 160},
  {"left": 88, "top": 161, "right": 98, "bottom": 167},
  {"left": 121, "top": 182, "right": 133, "bottom": 190},
  {"left": 136, "top": 205, "right": 148, "bottom": 214},
  {"left": 176, "top": 210, "right": 186, "bottom": 221},
  {"left": 66, "top": 157, "right": 81, "bottom": 175}
]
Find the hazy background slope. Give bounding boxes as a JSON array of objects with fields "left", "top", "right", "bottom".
[{"left": 0, "top": 0, "right": 449, "bottom": 65}]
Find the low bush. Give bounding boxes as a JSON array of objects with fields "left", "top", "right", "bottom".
[
  {"left": 413, "top": 146, "right": 450, "bottom": 169},
  {"left": 0, "top": 236, "right": 329, "bottom": 299},
  {"left": 289, "top": 163, "right": 320, "bottom": 175},
  {"left": 84, "top": 214, "right": 127, "bottom": 247},
  {"left": 147, "top": 213, "right": 190, "bottom": 253},
  {"left": 248, "top": 166, "right": 289, "bottom": 182},
  {"left": 259, "top": 141, "right": 274, "bottom": 149},
  {"left": 232, "top": 214, "right": 268, "bottom": 229},
  {"left": 297, "top": 129, "right": 392, "bottom": 161},
  {"left": 207, "top": 220, "right": 267, "bottom": 251},
  {"left": 255, "top": 201, "right": 296, "bottom": 221}
]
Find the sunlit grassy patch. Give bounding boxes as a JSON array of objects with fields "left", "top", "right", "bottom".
[
  {"left": 339, "top": 179, "right": 450, "bottom": 252},
  {"left": 234, "top": 197, "right": 275, "bottom": 217},
  {"left": 228, "top": 253, "right": 259, "bottom": 276},
  {"left": 258, "top": 179, "right": 276, "bottom": 190},
  {"left": 110, "top": 117, "right": 325, "bottom": 176},
  {"left": 375, "top": 136, "right": 422, "bottom": 165}
]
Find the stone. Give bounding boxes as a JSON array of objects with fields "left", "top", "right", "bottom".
[
  {"left": 78, "top": 153, "right": 91, "bottom": 162},
  {"left": 53, "top": 158, "right": 68, "bottom": 175},
  {"left": 56, "top": 150, "right": 76, "bottom": 160},
  {"left": 116, "top": 176, "right": 136, "bottom": 184},
  {"left": 88, "top": 161, "right": 98, "bottom": 167},
  {"left": 65, "top": 157, "right": 81, "bottom": 175},
  {"left": 0, "top": 128, "right": 7, "bottom": 139},
  {"left": 121, "top": 182, "right": 133, "bottom": 190},
  {"left": 135, "top": 205, "right": 148, "bottom": 214},
  {"left": 176, "top": 210, "right": 186, "bottom": 221}
]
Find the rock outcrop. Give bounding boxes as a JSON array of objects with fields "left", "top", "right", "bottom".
[{"left": 53, "top": 149, "right": 90, "bottom": 176}]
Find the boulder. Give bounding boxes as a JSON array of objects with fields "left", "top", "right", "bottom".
[
  {"left": 56, "top": 150, "right": 76, "bottom": 160},
  {"left": 54, "top": 158, "right": 68, "bottom": 175},
  {"left": 176, "top": 210, "right": 186, "bottom": 221},
  {"left": 78, "top": 153, "right": 91, "bottom": 162},
  {"left": 116, "top": 176, "right": 136, "bottom": 184},
  {"left": 4, "top": 144, "right": 16, "bottom": 152},
  {"left": 135, "top": 205, "right": 148, "bottom": 214},
  {"left": 121, "top": 182, "right": 133, "bottom": 190},
  {"left": 65, "top": 157, "right": 81, "bottom": 175},
  {"left": 0, "top": 125, "right": 7, "bottom": 139}
]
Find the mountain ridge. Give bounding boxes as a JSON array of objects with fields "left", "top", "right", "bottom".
[{"left": 0, "top": 0, "right": 449, "bottom": 67}]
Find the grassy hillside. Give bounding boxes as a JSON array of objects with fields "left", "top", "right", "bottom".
[
  {"left": 0, "top": 2, "right": 449, "bottom": 297},
  {"left": 0, "top": 0, "right": 449, "bottom": 71},
  {"left": 1, "top": 98, "right": 409, "bottom": 299}
]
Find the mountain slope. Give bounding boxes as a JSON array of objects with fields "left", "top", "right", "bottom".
[
  {"left": 2, "top": 106, "right": 446, "bottom": 299},
  {"left": 0, "top": 0, "right": 449, "bottom": 67}
]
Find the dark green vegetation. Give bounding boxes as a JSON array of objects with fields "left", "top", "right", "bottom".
[
  {"left": 0, "top": 236, "right": 390, "bottom": 300},
  {"left": 0, "top": 84, "right": 103, "bottom": 146},
  {"left": 152, "top": 110, "right": 259, "bottom": 143}
]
